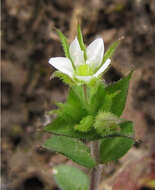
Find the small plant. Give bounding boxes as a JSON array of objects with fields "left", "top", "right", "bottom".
[{"left": 43, "top": 25, "right": 134, "bottom": 190}]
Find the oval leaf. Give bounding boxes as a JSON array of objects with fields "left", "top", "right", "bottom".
[
  {"left": 53, "top": 164, "right": 90, "bottom": 190},
  {"left": 44, "top": 135, "right": 96, "bottom": 168}
]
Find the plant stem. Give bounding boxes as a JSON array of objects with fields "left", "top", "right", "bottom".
[
  {"left": 90, "top": 165, "right": 103, "bottom": 190},
  {"left": 82, "top": 85, "right": 103, "bottom": 189},
  {"left": 90, "top": 141, "right": 103, "bottom": 190}
]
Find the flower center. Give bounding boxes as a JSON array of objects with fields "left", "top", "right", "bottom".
[{"left": 76, "top": 64, "right": 94, "bottom": 76}]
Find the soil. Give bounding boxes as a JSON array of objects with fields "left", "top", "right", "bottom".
[{"left": 1, "top": 0, "right": 155, "bottom": 189}]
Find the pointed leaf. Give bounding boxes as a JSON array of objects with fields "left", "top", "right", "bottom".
[
  {"left": 120, "top": 121, "right": 134, "bottom": 137},
  {"left": 101, "top": 90, "right": 121, "bottom": 112},
  {"left": 105, "top": 72, "right": 133, "bottom": 116},
  {"left": 99, "top": 120, "right": 134, "bottom": 162},
  {"left": 56, "top": 86, "right": 88, "bottom": 124},
  {"left": 100, "top": 136, "right": 134, "bottom": 163},
  {"left": 44, "top": 135, "right": 96, "bottom": 168},
  {"left": 53, "top": 164, "right": 90, "bottom": 190},
  {"left": 88, "top": 81, "right": 106, "bottom": 115}
]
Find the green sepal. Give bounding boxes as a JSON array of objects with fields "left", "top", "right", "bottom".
[
  {"left": 105, "top": 71, "right": 133, "bottom": 116},
  {"left": 77, "top": 24, "right": 87, "bottom": 60},
  {"left": 51, "top": 71, "right": 75, "bottom": 86},
  {"left": 53, "top": 164, "right": 90, "bottom": 190},
  {"left": 57, "top": 30, "right": 75, "bottom": 70},
  {"left": 44, "top": 135, "right": 96, "bottom": 168},
  {"left": 57, "top": 30, "right": 70, "bottom": 59},
  {"left": 102, "top": 38, "right": 121, "bottom": 65},
  {"left": 75, "top": 115, "right": 94, "bottom": 133}
]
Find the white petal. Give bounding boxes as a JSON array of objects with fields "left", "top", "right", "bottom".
[
  {"left": 49, "top": 57, "right": 74, "bottom": 78},
  {"left": 69, "top": 37, "right": 85, "bottom": 66},
  {"left": 76, "top": 75, "right": 93, "bottom": 82},
  {"left": 94, "top": 59, "right": 111, "bottom": 77},
  {"left": 86, "top": 38, "right": 104, "bottom": 69}
]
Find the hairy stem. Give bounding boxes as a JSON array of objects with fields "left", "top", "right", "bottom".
[{"left": 90, "top": 141, "right": 103, "bottom": 190}]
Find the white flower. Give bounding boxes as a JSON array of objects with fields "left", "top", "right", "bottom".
[{"left": 49, "top": 37, "right": 111, "bottom": 83}]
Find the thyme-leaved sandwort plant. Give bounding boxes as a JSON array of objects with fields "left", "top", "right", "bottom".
[{"left": 43, "top": 25, "right": 134, "bottom": 190}]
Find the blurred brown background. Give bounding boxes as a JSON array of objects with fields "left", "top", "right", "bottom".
[{"left": 1, "top": 0, "right": 155, "bottom": 190}]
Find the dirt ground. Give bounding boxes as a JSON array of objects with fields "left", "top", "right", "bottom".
[{"left": 1, "top": 0, "right": 155, "bottom": 190}]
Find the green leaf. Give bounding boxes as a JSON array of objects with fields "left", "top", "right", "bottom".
[
  {"left": 56, "top": 87, "right": 87, "bottom": 124},
  {"left": 71, "top": 85, "right": 86, "bottom": 110},
  {"left": 120, "top": 120, "right": 134, "bottom": 137},
  {"left": 44, "top": 118, "right": 101, "bottom": 141},
  {"left": 44, "top": 115, "right": 133, "bottom": 142},
  {"left": 44, "top": 85, "right": 101, "bottom": 141},
  {"left": 44, "top": 117, "right": 72, "bottom": 134},
  {"left": 77, "top": 24, "right": 87, "bottom": 60},
  {"left": 99, "top": 119, "right": 134, "bottom": 162},
  {"left": 88, "top": 81, "right": 106, "bottom": 115},
  {"left": 44, "top": 135, "right": 96, "bottom": 168},
  {"left": 75, "top": 115, "right": 94, "bottom": 132},
  {"left": 53, "top": 164, "right": 90, "bottom": 190},
  {"left": 105, "top": 72, "right": 133, "bottom": 116},
  {"left": 102, "top": 39, "right": 121, "bottom": 64},
  {"left": 101, "top": 90, "right": 121, "bottom": 112},
  {"left": 99, "top": 136, "right": 134, "bottom": 163}
]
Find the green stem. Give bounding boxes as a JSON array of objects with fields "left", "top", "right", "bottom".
[{"left": 82, "top": 85, "right": 103, "bottom": 190}]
